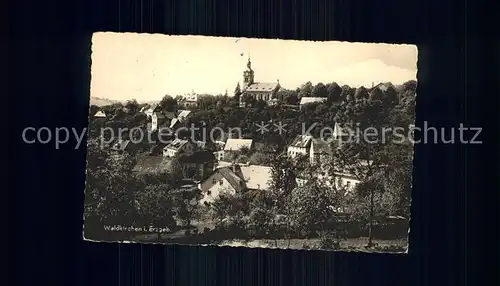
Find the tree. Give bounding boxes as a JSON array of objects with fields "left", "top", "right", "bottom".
[
  {"left": 254, "top": 99, "right": 267, "bottom": 110},
  {"left": 159, "top": 95, "right": 178, "bottom": 112},
  {"left": 241, "top": 94, "right": 256, "bottom": 107},
  {"left": 299, "top": 81, "right": 313, "bottom": 98},
  {"left": 247, "top": 193, "right": 275, "bottom": 237},
  {"left": 326, "top": 82, "right": 342, "bottom": 103},
  {"left": 249, "top": 152, "right": 273, "bottom": 166},
  {"left": 235, "top": 154, "right": 249, "bottom": 164},
  {"left": 172, "top": 187, "right": 203, "bottom": 227},
  {"left": 208, "top": 190, "right": 248, "bottom": 228},
  {"left": 331, "top": 97, "right": 394, "bottom": 247},
  {"left": 267, "top": 154, "right": 307, "bottom": 246},
  {"left": 277, "top": 89, "right": 299, "bottom": 105},
  {"left": 130, "top": 112, "right": 147, "bottom": 127},
  {"left": 291, "top": 161, "right": 347, "bottom": 237},
  {"left": 84, "top": 139, "right": 138, "bottom": 228},
  {"left": 169, "top": 156, "right": 184, "bottom": 184},
  {"left": 354, "top": 86, "right": 370, "bottom": 101},
  {"left": 234, "top": 83, "right": 242, "bottom": 103},
  {"left": 135, "top": 184, "right": 177, "bottom": 239},
  {"left": 125, "top": 99, "right": 139, "bottom": 114},
  {"left": 369, "top": 87, "right": 385, "bottom": 102},
  {"left": 111, "top": 108, "right": 127, "bottom": 121},
  {"left": 312, "top": 82, "right": 328, "bottom": 98},
  {"left": 402, "top": 80, "right": 417, "bottom": 93},
  {"left": 383, "top": 86, "right": 399, "bottom": 108},
  {"left": 340, "top": 85, "right": 355, "bottom": 102}
]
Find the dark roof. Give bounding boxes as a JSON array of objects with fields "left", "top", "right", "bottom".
[
  {"left": 217, "top": 167, "right": 245, "bottom": 192},
  {"left": 164, "top": 111, "right": 176, "bottom": 119},
  {"left": 155, "top": 111, "right": 176, "bottom": 120},
  {"left": 202, "top": 166, "right": 245, "bottom": 193},
  {"left": 132, "top": 155, "right": 172, "bottom": 173},
  {"left": 178, "top": 151, "right": 216, "bottom": 164}
]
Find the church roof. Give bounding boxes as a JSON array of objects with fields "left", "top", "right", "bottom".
[{"left": 245, "top": 82, "right": 279, "bottom": 92}]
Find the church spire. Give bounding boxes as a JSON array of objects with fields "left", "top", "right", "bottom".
[{"left": 246, "top": 55, "right": 252, "bottom": 70}]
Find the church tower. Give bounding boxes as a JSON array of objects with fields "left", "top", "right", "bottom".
[{"left": 242, "top": 57, "right": 255, "bottom": 89}]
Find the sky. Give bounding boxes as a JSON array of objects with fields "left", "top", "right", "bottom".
[{"left": 90, "top": 32, "right": 418, "bottom": 102}]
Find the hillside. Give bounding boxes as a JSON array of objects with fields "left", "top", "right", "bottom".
[{"left": 89, "top": 97, "right": 120, "bottom": 107}]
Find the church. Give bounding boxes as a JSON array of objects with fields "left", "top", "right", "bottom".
[{"left": 239, "top": 57, "right": 280, "bottom": 107}]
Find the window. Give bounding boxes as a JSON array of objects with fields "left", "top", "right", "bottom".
[
  {"left": 219, "top": 180, "right": 223, "bottom": 185},
  {"left": 346, "top": 181, "right": 351, "bottom": 189},
  {"left": 212, "top": 178, "right": 216, "bottom": 185},
  {"left": 207, "top": 191, "right": 211, "bottom": 196}
]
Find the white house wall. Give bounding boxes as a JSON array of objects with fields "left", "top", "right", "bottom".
[{"left": 199, "top": 173, "right": 236, "bottom": 205}]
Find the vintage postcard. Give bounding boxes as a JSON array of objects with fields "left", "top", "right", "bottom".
[{"left": 84, "top": 32, "right": 417, "bottom": 253}]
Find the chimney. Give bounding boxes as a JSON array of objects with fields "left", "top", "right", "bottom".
[{"left": 372, "top": 82, "right": 374, "bottom": 88}]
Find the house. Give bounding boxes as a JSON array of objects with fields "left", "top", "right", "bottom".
[
  {"left": 213, "top": 151, "right": 225, "bottom": 161},
  {"left": 110, "top": 139, "right": 134, "bottom": 154},
  {"left": 239, "top": 57, "right": 280, "bottom": 107},
  {"left": 177, "top": 150, "right": 217, "bottom": 180},
  {"left": 93, "top": 110, "right": 106, "bottom": 118},
  {"left": 287, "top": 135, "right": 313, "bottom": 159},
  {"left": 214, "top": 160, "right": 235, "bottom": 169},
  {"left": 299, "top": 97, "right": 327, "bottom": 107},
  {"left": 162, "top": 138, "right": 196, "bottom": 157},
  {"left": 368, "top": 82, "right": 401, "bottom": 102},
  {"left": 334, "top": 173, "right": 362, "bottom": 193},
  {"left": 198, "top": 164, "right": 272, "bottom": 204},
  {"left": 295, "top": 172, "right": 361, "bottom": 195},
  {"left": 199, "top": 166, "right": 245, "bottom": 205},
  {"left": 151, "top": 111, "right": 176, "bottom": 131},
  {"left": 214, "top": 131, "right": 241, "bottom": 149},
  {"left": 179, "top": 92, "right": 198, "bottom": 108},
  {"left": 287, "top": 134, "right": 340, "bottom": 164},
  {"left": 369, "top": 82, "right": 395, "bottom": 93}
]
